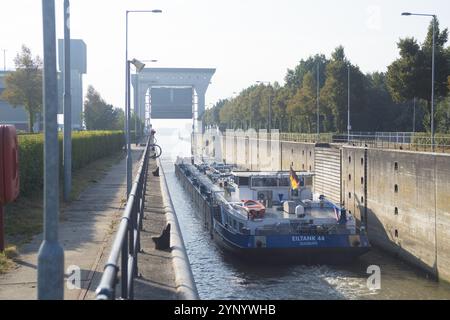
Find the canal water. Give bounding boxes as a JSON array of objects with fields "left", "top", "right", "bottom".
[{"left": 154, "top": 121, "right": 450, "bottom": 300}]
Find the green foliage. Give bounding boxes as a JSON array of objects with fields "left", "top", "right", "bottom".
[
  {"left": 17, "top": 131, "right": 124, "bottom": 197},
  {"left": 285, "top": 54, "right": 328, "bottom": 93},
  {"left": 1, "top": 45, "right": 42, "bottom": 133},
  {"left": 436, "top": 97, "right": 450, "bottom": 134},
  {"left": 287, "top": 71, "right": 318, "bottom": 133},
  {"left": 204, "top": 20, "right": 449, "bottom": 135},
  {"left": 84, "top": 86, "right": 124, "bottom": 130},
  {"left": 386, "top": 19, "right": 450, "bottom": 118}
]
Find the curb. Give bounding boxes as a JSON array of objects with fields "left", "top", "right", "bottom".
[{"left": 157, "top": 158, "right": 199, "bottom": 300}]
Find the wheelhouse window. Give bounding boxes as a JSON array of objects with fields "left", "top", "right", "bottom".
[
  {"left": 303, "top": 176, "right": 313, "bottom": 187},
  {"left": 236, "top": 176, "right": 249, "bottom": 186},
  {"left": 279, "top": 177, "right": 290, "bottom": 187},
  {"left": 251, "top": 177, "right": 278, "bottom": 187}
]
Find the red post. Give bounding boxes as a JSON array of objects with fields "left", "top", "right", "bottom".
[{"left": 0, "top": 206, "right": 4, "bottom": 252}]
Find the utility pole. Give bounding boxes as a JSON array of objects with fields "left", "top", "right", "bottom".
[
  {"left": 317, "top": 62, "right": 320, "bottom": 140},
  {"left": 2, "top": 49, "right": 6, "bottom": 71},
  {"left": 347, "top": 65, "right": 351, "bottom": 143},
  {"left": 268, "top": 93, "right": 272, "bottom": 132},
  {"left": 38, "top": 0, "right": 64, "bottom": 300},
  {"left": 401, "top": 12, "right": 437, "bottom": 151},
  {"left": 413, "top": 97, "right": 416, "bottom": 133},
  {"left": 125, "top": 11, "right": 131, "bottom": 196},
  {"left": 431, "top": 16, "right": 436, "bottom": 152},
  {"left": 63, "top": 0, "right": 72, "bottom": 202}
]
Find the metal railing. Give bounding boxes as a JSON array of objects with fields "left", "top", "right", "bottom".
[
  {"left": 332, "top": 133, "right": 450, "bottom": 153},
  {"left": 95, "top": 137, "right": 150, "bottom": 300}
]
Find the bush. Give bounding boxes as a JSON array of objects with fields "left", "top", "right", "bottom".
[{"left": 18, "top": 131, "right": 124, "bottom": 197}]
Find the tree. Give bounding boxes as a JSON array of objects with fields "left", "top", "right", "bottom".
[
  {"left": 285, "top": 54, "right": 328, "bottom": 94},
  {"left": 366, "top": 72, "right": 419, "bottom": 132},
  {"left": 386, "top": 38, "right": 425, "bottom": 103},
  {"left": 203, "top": 99, "right": 227, "bottom": 128},
  {"left": 112, "top": 107, "right": 125, "bottom": 130},
  {"left": 436, "top": 96, "right": 450, "bottom": 134},
  {"left": 272, "top": 86, "right": 291, "bottom": 131},
  {"left": 287, "top": 72, "right": 317, "bottom": 133},
  {"left": 1, "top": 45, "right": 42, "bottom": 133},
  {"left": 320, "top": 46, "right": 367, "bottom": 132},
  {"left": 386, "top": 19, "right": 450, "bottom": 130},
  {"left": 84, "top": 86, "right": 122, "bottom": 130}
]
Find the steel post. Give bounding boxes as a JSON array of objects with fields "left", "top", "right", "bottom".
[
  {"left": 63, "top": 0, "right": 72, "bottom": 201},
  {"left": 38, "top": 0, "right": 65, "bottom": 300}
]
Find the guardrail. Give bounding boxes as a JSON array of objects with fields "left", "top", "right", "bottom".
[
  {"left": 95, "top": 137, "right": 150, "bottom": 300},
  {"left": 333, "top": 134, "right": 450, "bottom": 153}
]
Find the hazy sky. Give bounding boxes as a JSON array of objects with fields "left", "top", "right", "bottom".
[{"left": 1, "top": 0, "right": 449, "bottom": 110}]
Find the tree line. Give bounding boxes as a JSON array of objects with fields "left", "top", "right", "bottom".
[{"left": 204, "top": 20, "right": 450, "bottom": 134}]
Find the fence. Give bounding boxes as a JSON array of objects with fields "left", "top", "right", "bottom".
[
  {"left": 95, "top": 137, "right": 150, "bottom": 300},
  {"left": 332, "top": 133, "right": 450, "bottom": 153}
]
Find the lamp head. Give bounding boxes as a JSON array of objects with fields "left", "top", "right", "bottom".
[
  {"left": 401, "top": 12, "right": 412, "bottom": 16},
  {"left": 130, "top": 58, "right": 146, "bottom": 72}
]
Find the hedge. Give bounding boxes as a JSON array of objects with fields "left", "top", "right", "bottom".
[{"left": 18, "top": 131, "right": 125, "bottom": 197}]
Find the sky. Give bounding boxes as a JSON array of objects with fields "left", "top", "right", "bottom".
[{"left": 0, "top": 0, "right": 449, "bottom": 111}]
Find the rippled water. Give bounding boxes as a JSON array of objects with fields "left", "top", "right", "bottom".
[{"left": 155, "top": 124, "right": 450, "bottom": 300}]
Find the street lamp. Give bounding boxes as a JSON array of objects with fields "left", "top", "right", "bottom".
[
  {"left": 316, "top": 62, "right": 320, "bottom": 140},
  {"left": 63, "top": 0, "right": 72, "bottom": 202},
  {"left": 128, "top": 58, "right": 145, "bottom": 149},
  {"left": 134, "top": 59, "right": 157, "bottom": 145},
  {"left": 125, "top": 9, "right": 162, "bottom": 196},
  {"left": 1, "top": 49, "right": 6, "bottom": 71},
  {"left": 402, "top": 12, "right": 437, "bottom": 151},
  {"left": 38, "top": 0, "right": 64, "bottom": 300},
  {"left": 347, "top": 65, "right": 351, "bottom": 143},
  {"left": 256, "top": 81, "right": 273, "bottom": 132}
]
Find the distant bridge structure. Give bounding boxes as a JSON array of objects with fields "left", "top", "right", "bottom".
[{"left": 132, "top": 68, "right": 215, "bottom": 133}]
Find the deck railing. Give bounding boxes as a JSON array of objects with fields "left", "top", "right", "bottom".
[{"left": 95, "top": 137, "right": 150, "bottom": 300}]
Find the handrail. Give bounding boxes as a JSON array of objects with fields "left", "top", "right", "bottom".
[{"left": 96, "top": 137, "right": 151, "bottom": 300}]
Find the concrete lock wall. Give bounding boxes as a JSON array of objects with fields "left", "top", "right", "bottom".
[
  {"left": 280, "top": 141, "right": 315, "bottom": 172},
  {"left": 341, "top": 147, "right": 367, "bottom": 224},
  {"left": 204, "top": 134, "right": 450, "bottom": 283},
  {"left": 343, "top": 146, "right": 450, "bottom": 283}
]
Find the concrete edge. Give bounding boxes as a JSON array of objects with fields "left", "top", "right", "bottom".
[{"left": 157, "top": 158, "right": 199, "bottom": 300}]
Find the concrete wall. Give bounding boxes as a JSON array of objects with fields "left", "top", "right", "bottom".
[
  {"left": 343, "top": 146, "right": 450, "bottom": 283},
  {"left": 280, "top": 141, "right": 315, "bottom": 172},
  {"left": 341, "top": 147, "right": 367, "bottom": 224},
  {"left": 206, "top": 133, "right": 450, "bottom": 283}
]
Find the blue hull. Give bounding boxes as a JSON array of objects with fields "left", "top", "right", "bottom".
[{"left": 213, "top": 221, "right": 370, "bottom": 264}]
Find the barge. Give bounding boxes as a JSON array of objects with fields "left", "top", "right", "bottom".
[{"left": 175, "top": 158, "right": 370, "bottom": 264}]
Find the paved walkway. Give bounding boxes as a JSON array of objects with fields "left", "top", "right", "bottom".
[
  {"left": 133, "top": 158, "right": 178, "bottom": 300},
  {"left": 0, "top": 148, "right": 142, "bottom": 300}
]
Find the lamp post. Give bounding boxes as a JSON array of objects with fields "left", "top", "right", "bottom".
[
  {"left": 347, "top": 65, "right": 351, "bottom": 143},
  {"left": 126, "top": 58, "right": 145, "bottom": 191},
  {"left": 63, "top": 0, "right": 72, "bottom": 202},
  {"left": 125, "top": 9, "right": 162, "bottom": 195},
  {"left": 134, "top": 59, "right": 157, "bottom": 146},
  {"left": 256, "top": 81, "right": 272, "bottom": 132},
  {"left": 316, "top": 62, "right": 320, "bottom": 140},
  {"left": 2, "top": 49, "right": 6, "bottom": 71},
  {"left": 38, "top": 0, "right": 64, "bottom": 300},
  {"left": 402, "top": 12, "right": 436, "bottom": 152},
  {"left": 413, "top": 97, "right": 416, "bottom": 133}
]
